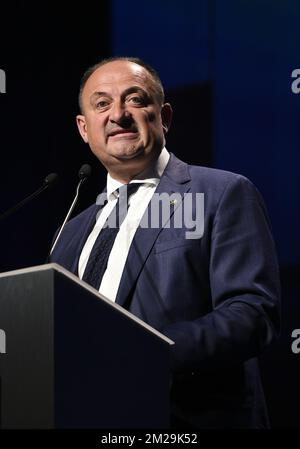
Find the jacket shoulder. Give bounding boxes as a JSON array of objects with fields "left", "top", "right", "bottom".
[
  {"left": 63, "top": 202, "right": 98, "bottom": 232},
  {"left": 188, "top": 163, "right": 250, "bottom": 186}
]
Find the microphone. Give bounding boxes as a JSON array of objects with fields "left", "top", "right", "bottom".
[
  {"left": 0, "top": 172, "right": 59, "bottom": 222},
  {"left": 78, "top": 163, "right": 92, "bottom": 180},
  {"left": 49, "top": 164, "right": 91, "bottom": 257}
]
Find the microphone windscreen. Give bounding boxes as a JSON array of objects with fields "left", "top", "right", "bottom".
[
  {"left": 78, "top": 164, "right": 92, "bottom": 180},
  {"left": 44, "top": 172, "right": 59, "bottom": 187}
]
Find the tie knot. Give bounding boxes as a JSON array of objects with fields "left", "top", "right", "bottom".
[{"left": 118, "top": 183, "right": 141, "bottom": 202}]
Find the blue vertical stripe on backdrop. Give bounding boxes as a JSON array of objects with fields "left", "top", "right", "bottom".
[
  {"left": 111, "top": 0, "right": 210, "bottom": 88},
  {"left": 111, "top": 0, "right": 299, "bottom": 264},
  {"left": 213, "top": 0, "right": 300, "bottom": 264}
]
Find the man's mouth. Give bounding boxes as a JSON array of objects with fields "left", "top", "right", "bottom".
[{"left": 108, "top": 129, "right": 138, "bottom": 139}]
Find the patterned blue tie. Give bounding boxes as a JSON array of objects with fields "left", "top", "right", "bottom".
[{"left": 82, "top": 183, "right": 141, "bottom": 290}]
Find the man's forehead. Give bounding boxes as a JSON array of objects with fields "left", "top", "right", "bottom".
[{"left": 84, "top": 61, "right": 154, "bottom": 94}]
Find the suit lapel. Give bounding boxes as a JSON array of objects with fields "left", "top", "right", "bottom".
[
  {"left": 67, "top": 204, "right": 100, "bottom": 275},
  {"left": 67, "top": 187, "right": 109, "bottom": 275},
  {"left": 115, "top": 153, "right": 191, "bottom": 308}
]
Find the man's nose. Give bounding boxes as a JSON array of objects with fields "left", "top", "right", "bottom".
[{"left": 109, "top": 101, "right": 131, "bottom": 125}]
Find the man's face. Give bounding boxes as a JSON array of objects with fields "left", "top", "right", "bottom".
[{"left": 76, "top": 60, "right": 172, "bottom": 181}]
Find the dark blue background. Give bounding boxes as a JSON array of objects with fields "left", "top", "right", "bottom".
[{"left": 0, "top": 0, "right": 299, "bottom": 428}]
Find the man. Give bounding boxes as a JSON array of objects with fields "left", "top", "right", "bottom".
[{"left": 50, "top": 57, "right": 280, "bottom": 428}]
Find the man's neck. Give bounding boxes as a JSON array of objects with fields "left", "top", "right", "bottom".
[{"left": 107, "top": 147, "right": 170, "bottom": 185}]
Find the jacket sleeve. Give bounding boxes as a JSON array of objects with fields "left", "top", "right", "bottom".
[{"left": 162, "top": 175, "right": 281, "bottom": 374}]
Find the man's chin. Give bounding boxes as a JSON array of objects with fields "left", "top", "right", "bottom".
[{"left": 111, "top": 146, "right": 145, "bottom": 161}]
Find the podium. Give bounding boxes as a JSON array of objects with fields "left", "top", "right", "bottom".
[{"left": 0, "top": 263, "right": 173, "bottom": 429}]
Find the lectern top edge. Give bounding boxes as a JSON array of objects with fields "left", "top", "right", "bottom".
[{"left": 0, "top": 262, "right": 175, "bottom": 346}]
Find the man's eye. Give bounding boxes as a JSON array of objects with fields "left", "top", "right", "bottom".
[
  {"left": 128, "top": 96, "right": 144, "bottom": 105},
  {"left": 96, "top": 101, "right": 109, "bottom": 109}
]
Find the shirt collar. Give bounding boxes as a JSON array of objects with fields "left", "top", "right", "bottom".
[{"left": 106, "top": 147, "right": 170, "bottom": 200}]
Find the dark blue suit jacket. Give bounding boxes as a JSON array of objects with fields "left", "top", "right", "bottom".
[{"left": 50, "top": 153, "right": 280, "bottom": 429}]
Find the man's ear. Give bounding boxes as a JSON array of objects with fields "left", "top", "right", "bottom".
[
  {"left": 161, "top": 103, "right": 173, "bottom": 135},
  {"left": 76, "top": 115, "right": 89, "bottom": 143}
]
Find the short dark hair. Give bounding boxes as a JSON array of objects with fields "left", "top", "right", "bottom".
[{"left": 78, "top": 56, "right": 165, "bottom": 113}]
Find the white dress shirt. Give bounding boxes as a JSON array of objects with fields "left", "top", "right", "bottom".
[{"left": 78, "top": 147, "right": 170, "bottom": 302}]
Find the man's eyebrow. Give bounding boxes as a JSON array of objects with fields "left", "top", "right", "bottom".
[
  {"left": 89, "top": 86, "right": 152, "bottom": 104},
  {"left": 121, "top": 86, "right": 149, "bottom": 98},
  {"left": 89, "top": 91, "right": 111, "bottom": 102}
]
